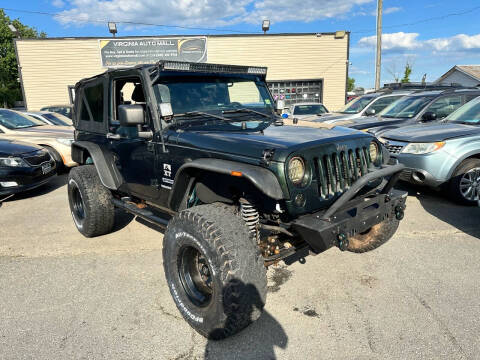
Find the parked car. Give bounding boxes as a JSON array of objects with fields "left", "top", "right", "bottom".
[
  {"left": 380, "top": 95, "right": 480, "bottom": 205},
  {"left": 23, "top": 111, "right": 73, "bottom": 126},
  {"left": 283, "top": 102, "right": 329, "bottom": 121},
  {"left": 318, "top": 91, "right": 410, "bottom": 122},
  {"left": 40, "top": 104, "right": 73, "bottom": 119},
  {"left": 0, "top": 109, "right": 76, "bottom": 171},
  {"left": 325, "top": 89, "right": 480, "bottom": 136},
  {"left": 68, "top": 61, "right": 406, "bottom": 339},
  {"left": 0, "top": 139, "right": 56, "bottom": 197}
]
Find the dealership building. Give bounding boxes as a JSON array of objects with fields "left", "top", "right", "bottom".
[{"left": 14, "top": 32, "right": 350, "bottom": 111}]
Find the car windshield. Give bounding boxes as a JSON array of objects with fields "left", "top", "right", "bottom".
[
  {"left": 293, "top": 104, "right": 327, "bottom": 115},
  {"left": 380, "top": 95, "right": 435, "bottom": 118},
  {"left": 0, "top": 109, "right": 44, "bottom": 129},
  {"left": 447, "top": 96, "right": 480, "bottom": 125},
  {"left": 43, "top": 113, "right": 72, "bottom": 126},
  {"left": 339, "top": 95, "right": 376, "bottom": 114},
  {"left": 154, "top": 76, "right": 275, "bottom": 131}
]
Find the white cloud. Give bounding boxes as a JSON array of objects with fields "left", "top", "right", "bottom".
[
  {"left": 357, "top": 32, "right": 421, "bottom": 51},
  {"left": 383, "top": 7, "right": 401, "bottom": 15},
  {"left": 54, "top": 0, "right": 374, "bottom": 28},
  {"left": 52, "top": 0, "right": 65, "bottom": 7},
  {"left": 358, "top": 32, "right": 480, "bottom": 54}
]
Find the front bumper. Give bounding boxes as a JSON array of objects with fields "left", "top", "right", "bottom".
[
  {"left": 0, "top": 161, "right": 57, "bottom": 196},
  {"left": 291, "top": 164, "right": 407, "bottom": 253},
  {"left": 391, "top": 153, "right": 446, "bottom": 187}
]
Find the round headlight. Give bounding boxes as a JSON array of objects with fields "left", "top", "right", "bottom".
[
  {"left": 369, "top": 141, "right": 380, "bottom": 164},
  {"left": 288, "top": 157, "right": 305, "bottom": 185}
]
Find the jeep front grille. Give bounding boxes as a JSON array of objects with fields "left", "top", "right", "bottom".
[{"left": 313, "top": 147, "right": 371, "bottom": 198}]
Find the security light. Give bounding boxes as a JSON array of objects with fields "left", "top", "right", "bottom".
[
  {"left": 8, "top": 24, "right": 20, "bottom": 38},
  {"left": 262, "top": 20, "right": 270, "bottom": 34},
  {"left": 108, "top": 22, "right": 117, "bottom": 37}
]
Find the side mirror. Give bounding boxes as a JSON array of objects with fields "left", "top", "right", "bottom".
[
  {"left": 364, "top": 108, "right": 376, "bottom": 116},
  {"left": 422, "top": 111, "right": 437, "bottom": 121},
  {"left": 118, "top": 105, "right": 145, "bottom": 126},
  {"left": 275, "top": 100, "right": 285, "bottom": 114}
]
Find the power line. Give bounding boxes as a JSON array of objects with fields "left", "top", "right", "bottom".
[
  {"left": 1, "top": 7, "right": 262, "bottom": 34},
  {"left": 352, "top": 5, "right": 480, "bottom": 34}
]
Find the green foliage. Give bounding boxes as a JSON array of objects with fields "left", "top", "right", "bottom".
[
  {"left": 347, "top": 77, "right": 355, "bottom": 92},
  {"left": 0, "top": 10, "right": 46, "bottom": 107},
  {"left": 401, "top": 62, "right": 412, "bottom": 84}
]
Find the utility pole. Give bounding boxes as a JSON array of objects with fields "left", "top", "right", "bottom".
[{"left": 375, "top": 0, "right": 383, "bottom": 90}]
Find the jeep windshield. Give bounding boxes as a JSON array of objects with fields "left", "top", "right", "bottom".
[
  {"left": 0, "top": 109, "right": 45, "bottom": 129},
  {"left": 154, "top": 76, "right": 275, "bottom": 131},
  {"left": 380, "top": 95, "right": 435, "bottom": 119},
  {"left": 338, "top": 95, "right": 376, "bottom": 114},
  {"left": 447, "top": 96, "right": 480, "bottom": 125}
]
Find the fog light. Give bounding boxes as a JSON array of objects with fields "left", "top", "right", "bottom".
[
  {"left": 0, "top": 181, "right": 18, "bottom": 187},
  {"left": 294, "top": 193, "right": 306, "bottom": 207}
]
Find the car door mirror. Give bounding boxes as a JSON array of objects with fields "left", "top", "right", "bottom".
[
  {"left": 118, "top": 104, "right": 145, "bottom": 126},
  {"left": 364, "top": 108, "right": 376, "bottom": 116},
  {"left": 422, "top": 111, "right": 437, "bottom": 122}
]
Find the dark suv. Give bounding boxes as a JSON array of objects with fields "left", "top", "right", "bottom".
[
  {"left": 325, "top": 89, "right": 480, "bottom": 136},
  {"left": 68, "top": 61, "right": 407, "bottom": 339}
]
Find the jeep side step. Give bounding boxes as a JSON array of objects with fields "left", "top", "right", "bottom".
[{"left": 112, "top": 198, "right": 170, "bottom": 227}]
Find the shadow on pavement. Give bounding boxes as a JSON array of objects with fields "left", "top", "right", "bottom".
[
  {"left": 3, "top": 174, "right": 68, "bottom": 202},
  {"left": 205, "top": 281, "right": 288, "bottom": 360},
  {"left": 397, "top": 182, "right": 480, "bottom": 239}
]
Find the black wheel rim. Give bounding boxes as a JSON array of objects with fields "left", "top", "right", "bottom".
[
  {"left": 178, "top": 246, "right": 213, "bottom": 307},
  {"left": 72, "top": 185, "right": 86, "bottom": 222}
]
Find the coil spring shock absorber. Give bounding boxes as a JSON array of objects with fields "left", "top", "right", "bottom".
[{"left": 239, "top": 198, "right": 260, "bottom": 242}]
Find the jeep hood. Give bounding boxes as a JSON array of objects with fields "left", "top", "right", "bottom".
[
  {"left": 174, "top": 125, "right": 371, "bottom": 162},
  {"left": 382, "top": 123, "right": 480, "bottom": 142}
]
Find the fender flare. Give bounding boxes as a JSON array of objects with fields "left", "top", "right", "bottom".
[
  {"left": 71, "top": 141, "right": 124, "bottom": 190},
  {"left": 446, "top": 150, "right": 480, "bottom": 179},
  {"left": 168, "top": 158, "right": 286, "bottom": 211}
]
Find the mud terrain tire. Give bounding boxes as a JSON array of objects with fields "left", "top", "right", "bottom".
[{"left": 163, "top": 203, "right": 267, "bottom": 340}]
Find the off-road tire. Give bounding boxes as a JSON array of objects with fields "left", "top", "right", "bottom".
[
  {"left": 67, "top": 165, "right": 115, "bottom": 237},
  {"left": 163, "top": 203, "right": 267, "bottom": 340},
  {"left": 448, "top": 158, "right": 480, "bottom": 205},
  {"left": 347, "top": 217, "right": 399, "bottom": 253},
  {"left": 44, "top": 145, "right": 65, "bottom": 174}
]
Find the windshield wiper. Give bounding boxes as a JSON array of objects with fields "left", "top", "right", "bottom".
[
  {"left": 172, "top": 111, "right": 250, "bottom": 128},
  {"left": 222, "top": 108, "right": 271, "bottom": 118}
]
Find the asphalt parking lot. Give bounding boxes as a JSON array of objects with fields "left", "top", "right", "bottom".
[{"left": 1, "top": 174, "right": 480, "bottom": 360}]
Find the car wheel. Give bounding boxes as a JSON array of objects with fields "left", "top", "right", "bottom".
[
  {"left": 163, "top": 203, "right": 267, "bottom": 340},
  {"left": 347, "top": 217, "right": 400, "bottom": 253},
  {"left": 67, "top": 165, "right": 115, "bottom": 237},
  {"left": 449, "top": 158, "right": 480, "bottom": 205},
  {"left": 44, "top": 145, "right": 64, "bottom": 173}
]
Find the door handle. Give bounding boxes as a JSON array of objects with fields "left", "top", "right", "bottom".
[{"left": 106, "top": 133, "right": 121, "bottom": 140}]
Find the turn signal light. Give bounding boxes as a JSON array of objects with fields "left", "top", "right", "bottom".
[{"left": 230, "top": 171, "right": 243, "bottom": 177}]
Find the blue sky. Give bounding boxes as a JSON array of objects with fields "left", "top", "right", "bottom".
[{"left": 2, "top": 0, "right": 480, "bottom": 88}]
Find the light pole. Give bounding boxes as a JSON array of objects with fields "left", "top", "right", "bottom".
[
  {"left": 108, "top": 22, "right": 117, "bottom": 37},
  {"left": 374, "top": 0, "right": 383, "bottom": 90},
  {"left": 8, "top": 24, "right": 20, "bottom": 38}
]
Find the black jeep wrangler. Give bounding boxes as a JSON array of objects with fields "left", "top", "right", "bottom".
[{"left": 68, "top": 61, "right": 407, "bottom": 339}]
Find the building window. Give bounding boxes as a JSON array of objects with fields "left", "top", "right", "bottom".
[{"left": 268, "top": 79, "right": 323, "bottom": 106}]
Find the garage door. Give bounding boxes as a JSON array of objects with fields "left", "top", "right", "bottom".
[{"left": 268, "top": 79, "right": 323, "bottom": 106}]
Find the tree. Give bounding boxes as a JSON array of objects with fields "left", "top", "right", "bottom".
[
  {"left": 347, "top": 77, "right": 355, "bottom": 92},
  {"left": 0, "top": 10, "right": 46, "bottom": 107},
  {"left": 401, "top": 62, "right": 413, "bottom": 83}
]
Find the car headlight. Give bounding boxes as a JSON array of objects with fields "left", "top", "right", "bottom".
[
  {"left": 288, "top": 156, "right": 305, "bottom": 186},
  {"left": 401, "top": 142, "right": 445, "bottom": 155},
  {"left": 369, "top": 141, "right": 381, "bottom": 164},
  {"left": 56, "top": 138, "right": 74, "bottom": 146},
  {"left": 0, "top": 157, "right": 28, "bottom": 167}
]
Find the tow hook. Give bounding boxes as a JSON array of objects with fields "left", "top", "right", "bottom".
[
  {"left": 395, "top": 206, "right": 404, "bottom": 220},
  {"left": 337, "top": 233, "right": 349, "bottom": 251}
]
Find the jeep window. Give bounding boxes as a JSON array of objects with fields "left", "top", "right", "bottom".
[
  {"left": 0, "top": 109, "right": 44, "bottom": 129},
  {"left": 380, "top": 95, "right": 435, "bottom": 118},
  {"left": 368, "top": 95, "right": 404, "bottom": 114},
  {"left": 81, "top": 83, "right": 104, "bottom": 122},
  {"left": 338, "top": 95, "right": 376, "bottom": 114},
  {"left": 293, "top": 104, "right": 327, "bottom": 115},
  {"left": 447, "top": 96, "right": 480, "bottom": 125}
]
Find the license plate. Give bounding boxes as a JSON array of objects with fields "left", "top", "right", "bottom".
[{"left": 42, "top": 163, "right": 52, "bottom": 174}]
